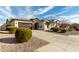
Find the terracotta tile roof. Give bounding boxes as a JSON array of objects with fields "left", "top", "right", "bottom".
[{"left": 9, "top": 18, "right": 32, "bottom": 22}]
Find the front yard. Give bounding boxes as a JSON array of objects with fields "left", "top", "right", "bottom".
[
  {"left": 0, "top": 31, "right": 49, "bottom": 52},
  {"left": 59, "top": 30, "right": 79, "bottom": 36},
  {"left": 1, "top": 30, "right": 79, "bottom": 52}
]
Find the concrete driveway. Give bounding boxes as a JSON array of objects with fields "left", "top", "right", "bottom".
[{"left": 32, "top": 30, "right": 79, "bottom": 52}]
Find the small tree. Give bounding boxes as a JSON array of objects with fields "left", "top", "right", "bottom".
[
  {"left": 6, "top": 19, "right": 9, "bottom": 26},
  {"left": 60, "top": 19, "right": 71, "bottom": 29},
  {"left": 6, "top": 19, "right": 12, "bottom": 26}
]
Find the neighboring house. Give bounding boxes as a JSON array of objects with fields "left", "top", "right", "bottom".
[
  {"left": 1, "top": 23, "right": 6, "bottom": 31},
  {"left": 36, "top": 20, "right": 61, "bottom": 30},
  {"left": 43, "top": 20, "right": 61, "bottom": 30},
  {"left": 7, "top": 18, "right": 34, "bottom": 29},
  {"left": 7, "top": 18, "right": 39, "bottom": 30}
]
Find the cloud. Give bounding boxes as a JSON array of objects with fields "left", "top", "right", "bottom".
[
  {"left": 59, "top": 15, "right": 79, "bottom": 19},
  {"left": 58, "top": 14, "right": 79, "bottom": 23},
  {"left": 44, "top": 6, "right": 73, "bottom": 20},
  {"left": 14, "top": 6, "right": 54, "bottom": 19},
  {"left": 67, "top": 15, "right": 79, "bottom": 19},
  {"left": 39, "top": 6, "right": 54, "bottom": 14},
  {"left": 0, "top": 6, "right": 15, "bottom": 18},
  {"left": 0, "top": 6, "right": 36, "bottom": 20},
  {"left": 17, "top": 6, "right": 35, "bottom": 19},
  {"left": 25, "top": 7, "right": 36, "bottom": 18},
  {"left": 33, "top": 6, "right": 54, "bottom": 15},
  {"left": 45, "top": 14, "right": 52, "bottom": 18},
  {"left": 54, "top": 10, "right": 68, "bottom": 16},
  {"left": 53, "top": 6, "right": 72, "bottom": 16},
  {"left": 5, "top": 6, "right": 12, "bottom": 12},
  {"left": 44, "top": 6, "right": 79, "bottom": 23},
  {"left": 67, "top": 15, "right": 79, "bottom": 23},
  {"left": 0, "top": 6, "right": 54, "bottom": 20},
  {"left": 0, "top": 15, "right": 6, "bottom": 19},
  {"left": 63, "top": 6, "right": 72, "bottom": 10}
]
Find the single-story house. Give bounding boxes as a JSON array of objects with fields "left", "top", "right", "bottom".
[
  {"left": 6, "top": 18, "right": 41, "bottom": 30},
  {"left": 6, "top": 18, "right": 62, "bottom": 31}
]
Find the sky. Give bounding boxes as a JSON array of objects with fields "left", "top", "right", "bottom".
[{"left": 0, "top": 6, "right": 79, "bottom": 25}]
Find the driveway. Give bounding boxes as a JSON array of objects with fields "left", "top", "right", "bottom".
[{"left": 32, "top": 30, "right": 79, "bottom": 52}]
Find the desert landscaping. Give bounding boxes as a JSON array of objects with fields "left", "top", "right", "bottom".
[
  {"left": 0, "top": 30, "right": 79, "bottom": 52},
  {"left": 0, "top": 31, "right": 49, "bottom": 52}
]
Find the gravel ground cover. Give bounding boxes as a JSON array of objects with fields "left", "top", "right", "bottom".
[{"left": 0, "top": 31, "right": 49, "bottom": 52}]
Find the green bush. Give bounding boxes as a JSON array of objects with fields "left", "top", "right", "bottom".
[
  {"left": 67, "top": 25, "right": 74, "bottom": 31},
  {"left": 51, "top": 27, "right": 59, "bottom": 32},
  {"left": 58, "top": 28, "right": 67, "bottom": 33},
  {"left": 6, "top": 26, "right": 17, "bottom": 34},
  {"left": 15, "top": 27, "right": 32, "bottom": 43},
  {"left": 51, "top": 27, "right": 67, "bottom": 33},
  {"left": 68, "top": 27, "right": 73, "bottom": 31},
  {"left": 72, "top": 23, "right": 79, "bottom": 31},
  {"left": 73, "top": 26, "right": 79, "bottom": 31}
]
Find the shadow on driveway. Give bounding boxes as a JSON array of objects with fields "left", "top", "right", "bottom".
[
  {"left": 0, "top": 31, "right": 9, "bottom": 34},
  {"left": 0, "top": 38, "right": 16, "bottom": 44}
]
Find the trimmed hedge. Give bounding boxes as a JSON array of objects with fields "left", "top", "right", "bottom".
[
  {"left": 15, "top": 27, "right": 32, "bottom": 43},
  {"left": 6, "top": 26, "right": 17, "bottom": 34}
]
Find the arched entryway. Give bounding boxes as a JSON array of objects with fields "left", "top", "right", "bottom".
[{"left": 34, "top": 23, "right": 38, "bottom": 29}]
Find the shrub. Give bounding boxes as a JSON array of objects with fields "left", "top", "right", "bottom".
[
  {"left": 72, "top": 23, "right": 79, "bottom": 31},
  {"left": 66, "top": 25, "right": 73, "bottom": 31},
  {"left": 73, "top": 26, "right": 79, "bottom": 31},
  {"left": 51, "top": 27, "right": 59, "bottom": 32},
  {"left": 15, "top": 27, "right": 32, "bottom": 43},
  {"left": 58, "top": 28, "right": 67, "bottom": 33},
  {"left": 51, "top": 27, "right": 67, "bottom": 33},
  {"left": 68, "top": 28, "right": 73, "bottom": 31},
  {"left": 6, "top": 26, "right": 17, "bottom": 34}
]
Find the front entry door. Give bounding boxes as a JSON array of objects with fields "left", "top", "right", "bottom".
[{"left": 34, "top": 23, "right": 38, "bottom": 29}]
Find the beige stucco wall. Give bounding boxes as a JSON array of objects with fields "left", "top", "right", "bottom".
[
  {"left": 15, "top": 21, "right": 18, "bottom": 27},
  {"left": 38, "top": 21, "right": 44, "bottom": 30}
]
